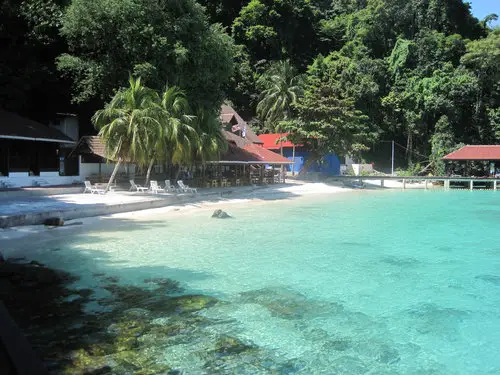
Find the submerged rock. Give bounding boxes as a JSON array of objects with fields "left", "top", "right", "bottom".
[
  {"left": 65, "top": 348, "right": 112, "bottom": 375},
  {"left": 144, "top": 278, "right": 183, "bottom": 294},
  {"left": 169, "top": 294, "right": 219, "bottom": 314},
  {"left": 214, "top": 335, "right": 254, "bottom": 356},
  {"left": 240, "top": 287, "right": 342, "bottom": 319},
  {"left": 211, "top": 209, "right": 232, "bottom": 219},
  {"left": 475, "top": 274, "right": 500, "bottom": 286}
]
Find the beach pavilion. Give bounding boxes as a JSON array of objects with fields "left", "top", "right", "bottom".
[
  {"left": 442, "top": 145, "right": 500, "bottom": 177},
  {"left": 202, "top": 130, "right": 293, "bottom": 187}
]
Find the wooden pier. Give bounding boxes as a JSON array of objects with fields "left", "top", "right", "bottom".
[{"left": 335, "top": 176, "right": 500, "bottom": 190}]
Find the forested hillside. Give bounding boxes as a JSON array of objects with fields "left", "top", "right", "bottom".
[{"left": 1, "top": 0, "right": 499, "bottom": 171}]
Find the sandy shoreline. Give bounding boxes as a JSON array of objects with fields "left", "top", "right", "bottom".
[
  {"left": 0, "top": 178, "right": 430, "bottom": 244},
  {"left": 0, "top": 181, "right": 354, "bottom": 242}
]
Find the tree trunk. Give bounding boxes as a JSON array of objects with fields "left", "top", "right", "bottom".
[
  {"left": 105, "top": 157, "right": 122, "bottom": 193},
  {"left": 145, "top": 158, "right": 155, "bottom": 187},
  {"left": 298, "top": 153, "right": 321, "bottom": 176}
]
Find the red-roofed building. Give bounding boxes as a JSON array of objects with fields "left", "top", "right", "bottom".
[
  {"left": 257, "top": 133, "right": 341, "bottom": 176},
  {"left": 442, "top": 145, "right": 500, "bottom": 176},
  {"left": 258, "top": 133, "right": 297, "bottom": 150},
  {"left": 442, "top": 145, "right": 500, "bottom": 161}
]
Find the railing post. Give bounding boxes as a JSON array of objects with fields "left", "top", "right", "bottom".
[
  {"left": 381, "top": 179, "right": 384, "bottom": 187},
  {"left": 470, "top": 180, "right": 473, "bottom": 190},
  {"left": 494, "top": 180, "right": 497, "bottom": 191},
  {"left": 425, "top": 180, "right": 428, "bottom": 190},
  {"left": 444, "top": 180, "right": 450, "bottom": 190},
  {"left": 402, "top": 179, "right": 406, "bottom": 189}
]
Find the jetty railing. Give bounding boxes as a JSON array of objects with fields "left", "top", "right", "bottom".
[{"left": 334, "top": 176, "right": 500, "bottom": 190}]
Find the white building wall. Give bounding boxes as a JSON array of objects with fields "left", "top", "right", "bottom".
[
  {"left": 0, "top": 172, "right": 82, "bottom": 188},
  {"left": 352, "top": 164, "right": 373, "bottom": 176},
  {"left": 49, "top": 115, "right": 79, "bottom": 141}
]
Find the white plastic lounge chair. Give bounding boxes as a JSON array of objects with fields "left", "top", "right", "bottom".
[
  {"left": 129, "top": 180, "right": 148, "bottom": 192},
  {"left": 150, "top": 180, "right": 166, "bottom": 194},
  {"left": 84, "top": 180, "right": 105, "bottom": 194},
  {"left": 164, "top": 180, "right": 178, "bottom": 193},
  {"left": 177, "top": 180, "right": 197, "bottom": 194}
]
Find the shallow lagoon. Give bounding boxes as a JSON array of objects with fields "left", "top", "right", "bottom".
[{"left": 3, "top": 189, "right": 500, "bottom": 374}]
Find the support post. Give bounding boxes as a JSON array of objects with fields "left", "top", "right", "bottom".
[
  {"left": 444, "top": 180, "right": 450, "bottom": 190},
  {"left": 391, "top": 140, "right": 395, "bottom": 176},
  {"left": 425, "top": 180, "right": 428, "bottom": 190},
  {"left": 470, "top": 180, "right": 473, "bottom": 190},
  {"left": 494, "top": 180, "right": 497, "bottom": 191},
  {"left": 291, "top": 145, "right": 296, "bottom": 176},
  {"left": 380, "top": 179, "right": 384, "bottom": 187},
  {"left": 402, "top": 179, "right": 406, "bottom": 189}
]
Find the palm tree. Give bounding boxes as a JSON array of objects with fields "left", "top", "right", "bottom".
[
  {"left": 257, "top": 60, "right": 303, "bottom": 155},
  {"left": 92, "top": 77, "right": 160, "bottom": 192},
  {"left": 192, "top": 108, "right": 227, "bottom": 162},
  {"left": 158, "top": 86, "right": 200, "bottom": 181}
]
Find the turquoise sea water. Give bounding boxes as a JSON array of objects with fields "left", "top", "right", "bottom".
[{"left": 5, "top": 190, "right": 500, "bottom": 374}]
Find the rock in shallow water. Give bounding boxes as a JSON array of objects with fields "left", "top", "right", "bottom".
[
  {"left": 214, "top": 335, "right": 255, "bottom": 357},
  {"left": 211, "top": 209, "right": 232, "bottom": 219}
]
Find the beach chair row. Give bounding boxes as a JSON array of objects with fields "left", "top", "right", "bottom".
[
  {"left": 130, "top": 180, "right": 197, "bottom": 194},
  {"left": 83, "top": 180, "right": 197, "bottom": 194}
]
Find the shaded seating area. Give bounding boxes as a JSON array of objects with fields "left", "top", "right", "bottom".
[
  {"left": 442, "top": 145, "right": 500, "bottom": 189},
  {"left": 200, "top": 130, "right": 292, "bottom": 188}
]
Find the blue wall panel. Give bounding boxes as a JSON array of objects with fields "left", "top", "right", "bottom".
[{"left": 280, "top": 149, "right": 341, "bottom": 176}]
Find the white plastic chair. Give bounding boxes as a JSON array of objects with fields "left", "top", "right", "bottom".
[
  {"left": 164, "top": 180, "right": 178, "bottom": 193},
  {"left": 129, "top": 180, "right": 148, "bottom": 192},
  {"left": 150, "top": 180, "right": 166, "bottom": 194},
  {"left": 177, "top": 180, "right": 197, "bottom": 194},
  {"left": 84, "top": 180, "right": 105, "bottom": 194}
]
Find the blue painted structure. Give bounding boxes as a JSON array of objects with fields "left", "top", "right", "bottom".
[{"left": 280, "top": 148, "right": 341, "bottom": 176}]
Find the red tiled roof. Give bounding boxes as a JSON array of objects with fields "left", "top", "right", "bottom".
[
  {"left": 258, "top": 133, "right": 299, "bottom": 150},
  {"left": 442, "top": 145, "right": 500, "bottom": 160},
  {"left": 217, "top": 131, "right": 292, "bottom": 164}
]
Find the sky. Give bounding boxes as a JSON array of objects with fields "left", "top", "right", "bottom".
[{"left": 467, "top": 0, "right": 500, "bottom": 26}]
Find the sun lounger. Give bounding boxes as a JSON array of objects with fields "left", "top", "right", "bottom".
[
  {"left": 84, "top": 180, "right": 106, "bottom": 194},
  {"left": 164, "top": 180, "right": 179, "bottom": 193},
  {"left": 177, "top": 180, "right": 197, "bottom": 194},
  {"left": 129, "top": 180, "right": 148, "bottom": 192},
  {"left": 150, "top": 180, "right": 166, "bottom": 194}
]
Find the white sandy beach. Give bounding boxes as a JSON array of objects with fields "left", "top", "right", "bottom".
[
  {"left": 0, "top": 179, "right": 432, "bottom": 243},
  {"left": 0, "top": 181, "right": 352, "bottom": 241}
]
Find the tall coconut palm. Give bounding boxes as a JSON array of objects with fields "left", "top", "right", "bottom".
[
  {"left": 158, "top": 86, "right": 200, "bottom": 181},
  {"left": 192, "top": 107, "right": 227, "bottom": 162},
  {"left": 257, "top": 60, "right": 304, "bottom": 155},
  {"left": 92, "top": 77, "right": 160, "bottom": 192}
]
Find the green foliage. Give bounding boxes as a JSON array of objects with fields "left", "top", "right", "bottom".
[
  {"left": 1, "top": 0, "right": 498, "bottom": 176},
  {"left": 232, "top": 0, "right": 323, "bottom": 68},
  {"left": 430, "top": 115, "right": 455, "bottom": 175},
  {"left": 283, "top": 55, "right": 375, "bottom": 161},
  {"left": 256, "top": 60, "right": 304, "bottom": 132},
  {"left": 0, "top": 0, "right": 71, "bottom": 118},
  {"left": 92, "top": 77, "right": 226, "bottom": 189},
  {"left": 59, "top": 0, "right": 234, "bottom": 112}
]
